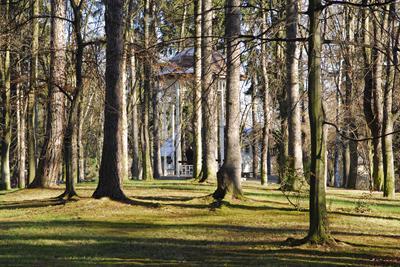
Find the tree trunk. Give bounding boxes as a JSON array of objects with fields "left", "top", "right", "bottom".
[
  {"left": 382, "top": 3, "right": 396, "bottom": 199},
  {"left": 152, "top": 82, "right": 163, "bottom": 179},
  {"left": 27, "top": 0, "right": 39, "bottom": 185},
  {"left": 121, "top": 47, "right": 129, "bottom": 182},
  {"left": 17, "top": 74, "right": 26, "bottom": 189},
  {"left": 92, "top": 0, "right": 127, "bottom": 200},
  {"left": 251, "top": 75, "right": 259, "bottom": 179},
  {"left": 260, "top": 2, "right": 269, "bottom": 185},
  {"left": 213, "top": 0, "right": 243, "bottom": 200},
  {"left": 285, "top": 0, "right": 304, "bottom": 191},
  {"left": 59, "top": 0, "right": 88, "bottom": 199},
  {"left": 1, "top": 0, "right": 11, "bottom": 190},
  {"left": 362, "top": 3, "right": 384, "bottom": 191},
  {"left": 30, "top": 0, "right": 66, "bottom": 188},
  {"left": 342, "top": 6, "right": 358, "bottom": 189},
  {"left": 141, "top": 0, "right": 154, "bottom": 181},
  {"left": 127, "top": 10, "right": 141, "bottom": 180},
  {"left": 178, "top": 1, "right": 188, "bottom": 51},
  {"left": 304, "top": 0, "right": 332, "bottom": 244},
  {"left": 199, "top": 0, "right": 217, "bottom": 183},
  {"left": 77, "top": 92, "right": 85, "bottom": 182},
  {"left": 192, "top": 0, "right": 202, "bottom": 179}
]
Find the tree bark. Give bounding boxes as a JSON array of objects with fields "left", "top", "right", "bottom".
[
  {"left": 30, "top": 0, "right": 66, "bottom": 188},
  {"left": 59, "top": 0, "right": 88, "bottom": 199},
  {"left": 77, "top": 92, "right": 85, "bottom": 182},
  {"left": 199, "top": 0, "right": 218, "bottom": 183},
  {"left": 260, "top": 1, "right": 269, "bottom": 185},
  {"left": 92, "top": 0, "right": 127, "bottom": 200},
  {"left": 382, "top": 3, "right": 396, "bottom": 199},
  {"left": 1, "top": 0, "right": 11, "bottom": 190},
  {"left": 141, "top": 0, "right": 154, "bottom": 181},
  {"left": 17, "top": 72, "right": 26, "bottom": 189},
  {"left": 152, "top": 82, "right": 163, "bottom": 179},
  {"left": 285, "top": 0, "right": 304, "bottom": 191},
  {"left": 192, "top": 0, "right": 202, "bottom": 179},
  {"left": 342, "top": 6, "right": 358, "bottom": 189},
  {"left": 127, "top": 3, "right": 141, "bottom": 180},
  {"left": 362, "top": 2, "right": 384, "bottom": 191},
  {"left": 304, "top": 0, "right": 332, "bottom": 244},
  {"left": 27, "top": 0, "right": 39, "bottom": 185},
  {"left": 251, "top": 75, "right": 259, "bottom": 179},
  {"left": 213, "top": 0, "right": 243, "bottom": 200}
]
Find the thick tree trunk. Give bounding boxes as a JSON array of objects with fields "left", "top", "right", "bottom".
[
  {"left": 1, "top": 0, "right": 11, "bottom": 190},
  {"left": 92, "top": 0, "right": 127, "bottom": 200},
  {"left": 304, "top": 0, "right": 332, "bottom": 244},
  {"left": 27, "top": 0, "right": 39, "bottom": 185},
  {"left": 200, "top": 0, "right": 217, "bottom": 183},
  {"left": 213, "top": 0, "right": 243, "bottom": 200},
  {"left": 192, "top": 0, "right": 202, "bottom": 179},
  {"left": 260, "top": 2, "right": 269, "bottom": 185},
  {"left": 141, "top": 0, "right": 154, "bottom": 181},
  {"left": 285, "top": 0, "right": 304, "bottom": 191},
  {"left": 30, "top": 0, "right": 66, "bottom": 188}
]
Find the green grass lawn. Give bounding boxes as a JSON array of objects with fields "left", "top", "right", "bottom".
[{"left": 0, "top": 179, "right": 399, "bottom": 266}]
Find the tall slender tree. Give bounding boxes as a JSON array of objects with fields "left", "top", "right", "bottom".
[
  {"left": 285, "top": 0, "right": 304, "bottom": 190},
  {"left": 304, "top": 0, "right": 332, "bottom": 244},
  {"left": 0, "top": 0, "right": 12, "bottom": 190},
  {"left": 260, "top": 0, "right": 269, "bottom": 185},
  {"left": 192, "top": 0, "right": 202, "bottom": 179},
  {"left": 141, "top": 0, "right": 154, "bottom": 181},
  {"left": 382, "top": 2, "right": 397, "bottom": 199},
  {"left": 27, "top": 0, "right": 40, "bottom": 185},
  {"left": 200, "top": 0, "right": 218, "bottom": 182}
]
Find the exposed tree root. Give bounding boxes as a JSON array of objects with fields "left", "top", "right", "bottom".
[{"left": 284, "top": 234, "right": 337, "bottom": 247}]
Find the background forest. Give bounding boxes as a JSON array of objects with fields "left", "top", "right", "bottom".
[{"left": 0, "top": 0, "right": 399, "bottom": 265}]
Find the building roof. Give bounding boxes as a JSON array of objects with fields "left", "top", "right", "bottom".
[{"left": 159, "top": 48, "right": 226, "bottom": 77}]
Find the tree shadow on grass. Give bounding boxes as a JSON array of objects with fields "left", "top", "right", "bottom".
[
  {"left": 132, "top": 195, "right": 195, "bottom": 202},
  {"left": 0, "top": 220, "right": 398, "bottom": 266},
  {"left": 0, "top": 198, "right": 66, "bottom": 210}
]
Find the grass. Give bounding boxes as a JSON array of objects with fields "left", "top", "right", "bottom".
[{"left": 0, "top": 179, "right": 399, "bottom": 266}]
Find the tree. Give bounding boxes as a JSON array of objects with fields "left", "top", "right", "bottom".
[
  {"left": 92, "top": 0, "right": 127, "bottom": 200},
  {"left": 304, "top": 0, "right": 333, "bottom": 244},
  {"left": 342, "top": 5, "right": 358, "bottom": 189},
  {"left": 213, "top": 0, "right": 243, "bottom": 200},
  {"left": 260, "top": 0, "right": 269, "bottom": 185},
  {"left": 199, "top": 0, "right": 218, "bottom": 183},
  {"left": 192, "top": 0, "right": 202, "bottom": 179},
  {"left": 362, "top": 2, "right": 384, "bottom": 192},
  {"left": 29, "top": 0, "right": 66, "bottom": 188},
  {"left": 128, "top": 0, "right": 141, "bottom": 180},
  {"left": 0, "top": 0, "right": 12, "bottom": 190},
  {"left": 141, "top": 0, "right": 154, "bottom": 181},
  {"left": 27, "top": 0, "right": 40, "bottom": 185},
  {"left": 59, "top": 0, "right": 88, "bottom": 199},
  {"left": 382, "top": 2, "right": 396, "bottom": 199},
  {"left": 285, "top": 0, "right": 304, "bottom": 190}
]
